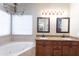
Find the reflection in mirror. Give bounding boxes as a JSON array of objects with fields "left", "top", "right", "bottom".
[
  {"left": 56, "top": 17, "right": 70, "bottom": 33},
  {"left": 37, "top": 17, "right": 50, "bottom": 33}
]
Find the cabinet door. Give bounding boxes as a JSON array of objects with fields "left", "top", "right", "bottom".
[
  {"left": 36, "top": 44, "right": 45, "bottom": 56},
  {"left": 53, "top": 50, "right": 62, "bottom": 56},
  {"left": 76, "top": 46, "right": 79, "bottom": 56},
  {"left": 36, "top": 44, "right": 52, "bottom": 56},
  {"left": 44, "top": 45, "right": 52, "bottom": 56},
  {"left": 63, "top": 45, "right": 76, "bottom": 56},
  {"left": 52, "top": 45, "right": 62, "bottom": 56}
]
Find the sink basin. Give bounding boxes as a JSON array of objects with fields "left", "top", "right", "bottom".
[{"left": 40, "top": 37, "right": 48, "bottom": 39}]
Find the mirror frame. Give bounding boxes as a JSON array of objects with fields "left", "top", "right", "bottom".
[
  {"left": 37, "top": 17, "right": 50, "bottom": 33},
  {"left": 56, "top": 17, "right": 70, "bottom": 33}
]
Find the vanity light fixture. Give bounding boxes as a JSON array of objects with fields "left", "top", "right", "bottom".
[{"left": 41, "top": 9, "right": 64, "bottom": 16}]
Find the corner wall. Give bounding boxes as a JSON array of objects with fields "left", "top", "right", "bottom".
[{"left": 70, "top": 4, "right": 79, "bottom": 38}]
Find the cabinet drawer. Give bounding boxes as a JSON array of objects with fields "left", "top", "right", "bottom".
[
  {"left": 62, "top": 41, "right": 72, "bottom": 45},
  {"left": 71, "top": 41, "right": 79, "bottom": 45},
  {"left": 53, "top": 50, "right": 62, "bottom": 56},
  {"left": 62, "top": 41, "right": 79, "bottom": 46},
  {"left": 36, "top": 40, "right": 62, "bottom": 45},
  {"left": 52, "top": 45, "right": 61, "bottom": 50},
  {"left": 51, "top": 41, "right": 61, "bottom": 45},
  {"left": 36, "top": 40, "right": 52, "bottom": 45}
]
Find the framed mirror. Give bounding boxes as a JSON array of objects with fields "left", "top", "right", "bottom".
[
  {"left": 37, "top": 17, "right": 50, "bottom": 33},
  {"left": 56, "top": 17, "right": 70, "bottom": 33}
]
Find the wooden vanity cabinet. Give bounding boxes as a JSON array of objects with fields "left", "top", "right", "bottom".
[
  {"left": 62, "top": 41, "right": 77, "bottom": 56},
  {"left": 76, "top": 46, "right": 79, "bottom": 55},
  {"left": 51, "top": 41, "right": 62, "bottom": 56},
  {"left": 52, "top": 45, "right": 62, "bottom": 56},
  {"left": 62, "top": 41, "right": 79, "bottom": 56},
  {"left": 36, "top": 40, "right": 52, "bottom": 56},
  {"left": 63, "top": 45, "right": 77, "bottom": 56},
  {"left": 36, "top": 40, "right": 62, "bottom": 56},
  {"left": 36, "top": 40, "right": 79, "bottom": 56},
  {"left": 72, "top": 41, "right": 79, "bottom": 56}
]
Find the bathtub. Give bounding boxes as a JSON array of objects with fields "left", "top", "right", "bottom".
[{"left": 0, "top": 42, "right": 35, "bottom": 56}]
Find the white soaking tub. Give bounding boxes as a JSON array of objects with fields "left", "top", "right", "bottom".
[{"left": 0, "top": 42, "right": 35, "bottom": 56}]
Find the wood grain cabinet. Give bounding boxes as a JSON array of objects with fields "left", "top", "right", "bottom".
[
  {"left": 52, "top": 46, "right": 62, "bottom": 56},
  {"left": 51, "top": 42, "right": 62, "bottom": 56},
  {"left": 62, "top": 45, "right": 77, "bottom": 56},
  {"left": 36, "top": 40, "right": 79, "bottom": 56},
  {"left": 36, "top": 40, "right": 52, "bottom": 56},
  {"left": 36, "top": 40, "right": 62, "bottom": 56}
]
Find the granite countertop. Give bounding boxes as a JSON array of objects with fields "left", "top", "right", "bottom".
[{"left": 36, "top": 37, "right": 79, "bottom": 41}]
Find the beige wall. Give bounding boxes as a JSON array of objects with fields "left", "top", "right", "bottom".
[{"left": 70, "top": 4, "right": 79, "bottom": 38}]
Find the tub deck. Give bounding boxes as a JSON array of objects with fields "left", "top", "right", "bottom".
[{"left": 0, "top": 42, "right": 35, "bottom": 56}]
